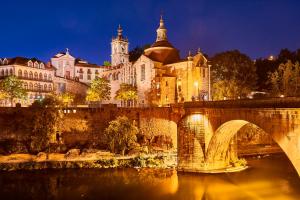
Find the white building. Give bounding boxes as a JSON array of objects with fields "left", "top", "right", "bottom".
[{"left": 0, "top": 57, "right": 55, "bottom": 106}]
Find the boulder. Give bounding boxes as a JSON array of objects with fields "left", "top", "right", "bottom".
[
  {"left": 64, "top": 149, "right": 81, "bottom": 159},
  {"left": 36, "top": 152, "right": 48, "bottom": 161}
]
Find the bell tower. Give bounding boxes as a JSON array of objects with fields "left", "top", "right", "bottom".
[{"left": 111, "top": 25, "right": 129, "bottom": 66}]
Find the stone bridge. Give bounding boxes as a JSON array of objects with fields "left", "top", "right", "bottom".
[{"left": 176, "top": 98, "right": 300, "bottom": 176}]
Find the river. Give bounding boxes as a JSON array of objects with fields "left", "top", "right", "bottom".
[{"left": 0, "top": 153, "right": 300, "bottom": 200}]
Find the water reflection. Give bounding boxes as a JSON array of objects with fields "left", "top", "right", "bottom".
[{"left": 0, "top": 154, "right": 300, "bottom": 200}]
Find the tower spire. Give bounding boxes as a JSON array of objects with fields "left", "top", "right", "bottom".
[
  {"left": 156, "top": 15, "right": 167, "bottom": 42},
  {"left": 117, "top": 24, "right": 123, "bottom": 39}
]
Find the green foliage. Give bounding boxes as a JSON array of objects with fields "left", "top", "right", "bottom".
[
  {"left": 103, "top": 61, "right": 111, "bottom": 67},
  {"left": 132, "top": 155, "right": 163, "bottom": 167},
  {"left": 0, "top": 76, "right": 27, "bottom": 105},
  {"left": 86, "top": 77, "right": 111, "bottom": 102},
  {"left": 129, "top": 44, "right": 151, "bottom": 62},
  {"left": 115, "top": 83, "right": 138, "bottom": 102},
  {"left": 268, "top": 60, "right": 300, "bottom": 97},
  {"left": 211, "top": 50, "right": 257, "bottom": 100},
  {"left": 29, "top": 101, "right": 63, "bottom": 153},
  {"left": 57, "top": 92, "right": 75, "bottom": 106},
  {"left": 104, "top": 116, "right": 139, "bottom": 155},
  {"left": 212, "top": 80, "right": 247, "bottom": 100}
]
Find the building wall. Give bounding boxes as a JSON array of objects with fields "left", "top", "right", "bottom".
[{"left": 0, "top": 63, "right": 54, "bottom": 106}]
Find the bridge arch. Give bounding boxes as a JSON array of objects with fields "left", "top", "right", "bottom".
[{"left": 206, "top": 119, "right": 300, "bottom": 175}]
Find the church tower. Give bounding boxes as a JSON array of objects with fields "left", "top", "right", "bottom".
[
  {"left": 111, "top": 25, "right": 129, "bottom": 66},
  {"left": 156, "top": 15, "right": 168, "bottom": 42}
]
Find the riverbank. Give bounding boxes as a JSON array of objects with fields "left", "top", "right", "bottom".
[{"left": 0, "top": 151, "right": 177, "bottom": 171}]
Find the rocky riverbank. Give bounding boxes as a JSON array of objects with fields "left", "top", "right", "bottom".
[{"left": 0, "top": 150, "right": 177, "bottom": 171}]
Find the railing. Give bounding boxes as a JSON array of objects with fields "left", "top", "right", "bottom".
[{"left": 184, "top": 97, "right": 300, "bottom": 108}]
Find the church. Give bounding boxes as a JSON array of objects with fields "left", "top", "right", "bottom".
[
  {"left": 0, "top": 16, "right": 210, "bottom": 107},
  {"left": 101, "top": 16, "right": 210, "bottom": 107}
]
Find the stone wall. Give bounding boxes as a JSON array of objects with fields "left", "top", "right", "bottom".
[{"left": 0, "top": 107, "right": 181, "bottom": 154}]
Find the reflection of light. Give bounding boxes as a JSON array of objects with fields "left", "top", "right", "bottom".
[
  {"left": 194, "top": 81, "right": 198, "bottom": 87},
  {"left": 192, "top": 114, "right": 202, "bottom": 122},
  {"left": 280, "top": 94, "right": 284, "bottom": 98}
]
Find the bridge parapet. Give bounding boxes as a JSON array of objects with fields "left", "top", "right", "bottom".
[{"left": 184, "top": 97, "right": 300, "bottom": 108}]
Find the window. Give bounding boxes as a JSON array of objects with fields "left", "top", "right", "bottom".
[
  {"left": 87, "top": 74, "right": 91, "bottom": 80},
  {"left": 34, "top": 72, "right": 38, "bottom": 79},
  {"left": 3, "top": 58, "right": 8, "bottom": 65},
  {"left": 141, "top": 64, "right": 145, "bottom": 81},
  {"left": 5, "top": 69, "right": 8, "bottom": 76},
  {"left": 29, "top": 71, "right": 33, "bottom": 79},
  {"left": 34, "top": 62, "right": 39, "bottom": 68},
  {"left": 24, "top": 83, "right": 28, "bottom": 90},
  {"left": 24, "top": 70, "right": 28, "bottom": 78},
  {"left": 48, "top": 84, "right": 52, "bottom": 91},
  {"left": 203, "top": 68, "right": 206, "bottom": 78},
  {"left": 34, "top": 83, "right": 38, "bottom": 91},
  {"left": 44, "top": 73, "right": 47, "bottom": 80},
  {"left": 1, "top": 69, "right": 4, "bottom": 76},
  {"left": 48, "top": 74, "right": 52, "bottom": 81},
  {"left": 79, "top": 74, "right": 83, "bottom": 79},
  {"left": 40, "top": 63, "right": 44, "bottom": 69},
  {"left": 9, "top": 69, "right": 13, "bottom": 75},
  {"left": 28, "top": 61, "right": 33, "bottom": 67},
  {"left": 166, "top": 81, "right": 168, "bottom": 87},
  {"left": 29, "top": 83, "right": 33, "bottom": 90},
  {"left": 44, "top": 84, "right": 47, "bottom": 91},
  {"left": 18, "top": 70, "right": 22, "bottom": 77},
  {"left": 39, "top": 73, "right": 43, "bottom": 80},
  {"left": 0, "top": 59, "right": 2, "bottom": 65}
]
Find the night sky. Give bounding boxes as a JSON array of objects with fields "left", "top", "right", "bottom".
[{"left": 1, "top": 0, "right": 300, "bottom": 64}]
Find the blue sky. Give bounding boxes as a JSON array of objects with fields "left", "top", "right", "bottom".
[{"left": 0, "top": 0, "right": 299, "bottom": 64}]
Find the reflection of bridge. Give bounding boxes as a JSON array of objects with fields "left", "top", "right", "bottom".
[{"left": 176, "top": 99, "right": 300, "bottom": 175}]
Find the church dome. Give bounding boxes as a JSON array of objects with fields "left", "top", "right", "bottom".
[{"left": 143, "top": 16, "right": 180, "bottom": 64}]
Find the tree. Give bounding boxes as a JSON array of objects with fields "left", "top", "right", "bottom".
[
  {"left": 115, "top": 83, "right": 138, "bottom": 106},
  {"left": 268, "top": 60, "right": 300, "bottom": 97},
  {"left": 104, "top": 116, "right": 139, "bottom": 155},
  {"left": 211, "top": 50, "right": 257, "bottom": 100},
  {"left": 129, "top": 44, "right": 151, "bottom": 62},
  {"left": 103, "top": 61, "right": 111, "bottom": 67},
  {"left": 86, "top": 77, "right": 111, "bottom": 103},
  {"left": 30, "top": 97, "right": 63, "bottom": 153},
  {"left": 0, "top": 90, "right": 8, "bottom": 100},
  {"left": 57, "top": 92, "right": 75, "bottom": 106},
  {"left": 0, "top": 76, "right": 27, "bottom": 106},
  {"left": 212, "top": 80, "right": 241, "bottom": 100}
]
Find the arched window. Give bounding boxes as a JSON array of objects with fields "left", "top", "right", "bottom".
[
  {"left": 40, "top": 63, "right": 44, "bottom": 69},
  {"left": 0, "top": 69, "right": 4, "bottom": 76},
  {"left": 44, "top": 84, "right": 47, "bottom": 91},
  {"left": 24, "top": 70, "right": 28, "bottom": 78},
  {"left": 34, "top": 83, "right": 38, "bottom": 91},
  {"left": 38, "top": 83, "right": 42, "bottom": 91},
  {"left": 3, "top": 58, "right": 8, "bottom": 65},
  {"left": 48, "top": 84, "right": 52, "bottom": 91},
  {"left": 5, "top": 69, "right": 8, "bottom": 76},
  {"left": 44, "top": 73, "right": 47, "bottom": 80},
  {"left": 34, "top": 72, "right": 38, "bottom": 79},
  {"left": 24, "top": 82, "right": 28, "bottom": 90},
  {"left": 34, "top": 62, "right": 39, "bottom": 68},
  {"left": 28, "top": 61, "right": 33, "bottom": 67},
  {"left": 29, "top": 83, "right": 33, "bottom": 90},
  {"left": 29, "top": 71, "right": 33, "bottom": 79},
  {"left": 39, "top": 73, "right": 43, "bottom": 80},
  {"left": 48, "top": 74, "right": 52, "bottom": 81},
  {"left": 9, "top": 69, "right": 13, "bottom": 75},
  {"left": 18, "top": 69, "right": 22, "bottom": 77}
]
